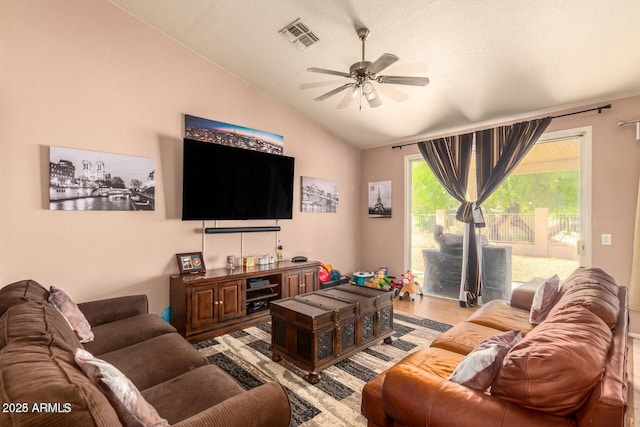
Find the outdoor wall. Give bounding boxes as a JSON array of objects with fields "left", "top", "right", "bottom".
[
  {"left": 361, "top": 95, "right": 640, "bottom": 292},
  {"left": 0, "top": 0, "right": 361, "bottom": 314}
]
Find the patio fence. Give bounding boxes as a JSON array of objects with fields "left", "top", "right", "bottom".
[{"left": 412, "top": 208, "right": 579, "bottom": 259}]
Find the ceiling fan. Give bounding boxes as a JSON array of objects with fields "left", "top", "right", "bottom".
[{"left": 302, "top": 27, "right": 429, "bottom": 109}]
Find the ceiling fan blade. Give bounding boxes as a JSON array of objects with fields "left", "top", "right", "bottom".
[
  {"left": 376, "top": 84, "right": 409, "bottom": 102},
  {"left": 377, "top": 75, "right": 430, "bottom": 86},
  {"left": 367, "top": 53, "right": 399, "bottom": 74},
  {"left": 307, "top": 67, "right": 351, "bottom": 78},
  {"left": 314, "top": 83, "right": 355, "bottom": 101},
  {"left": 389, "top": 61, "right": 428, "bottom": 75},
  {"left": 299, "top": 79, "right": 347, "bottom": 89},
  {"left": 362, "top": 82, "right": 382, "bottom": 108},
  {"left": 337, "top": 85, "right": 358, "bottom": 109}
]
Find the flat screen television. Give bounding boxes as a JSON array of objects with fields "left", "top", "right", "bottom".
[{"left": 181, "top": 138, "right": 295, "bottom": 221}]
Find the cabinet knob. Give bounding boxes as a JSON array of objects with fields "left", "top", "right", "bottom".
[
  {"left": 218, "top": 300, "right": 223, "bottom": 305},
  {"left": 213, "top": 301, "right": 219, "bottom": 305}
]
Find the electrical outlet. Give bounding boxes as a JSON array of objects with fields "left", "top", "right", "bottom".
[{"left": 601, "top": 234, "right": 612, "bottom": 245}]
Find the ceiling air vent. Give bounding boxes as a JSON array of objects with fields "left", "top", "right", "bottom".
[{"left": 279, "top": 19, "right": 320, "bottom": 51}]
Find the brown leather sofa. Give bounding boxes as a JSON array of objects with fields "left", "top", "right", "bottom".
[
  {"left": 0, "top": 279, "right": 291, "bottom": 427},
  {"left": 362, "top": 267, "right": 629, "bottom": 427}
]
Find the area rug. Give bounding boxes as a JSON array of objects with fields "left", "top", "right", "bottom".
[{"left": 193, "top": 313, "right": 452, "bottom": 427}]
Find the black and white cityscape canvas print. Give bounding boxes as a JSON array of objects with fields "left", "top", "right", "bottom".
[
  {"left": 49, "top": 146, "right": 155, "bottom": 211},
  {"left": 368, "top": 180, "right": 392, "bottom": 218},
  {"left": 301, "top": 176, "right": 338, "bottom": 213}
]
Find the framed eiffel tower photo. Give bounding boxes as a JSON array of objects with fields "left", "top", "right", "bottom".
[{"left": 368, "top": 180, "right": 392, "bottom": 218}]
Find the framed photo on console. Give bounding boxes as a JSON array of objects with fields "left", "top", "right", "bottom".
[{"left": 176, "top": 252, "right": 206, "bottom": 274}]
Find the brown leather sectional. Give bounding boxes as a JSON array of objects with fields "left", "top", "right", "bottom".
[
  {"left": 0, "top": 279, "right": 291, "bottom": 427},
  {"left": 361, "top": 267, "right": 629, "bottom": 427}
]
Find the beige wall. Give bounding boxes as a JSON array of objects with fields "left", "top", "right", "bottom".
[
  {"left": 361, "top": 95, "right": 640, "bottom": 289},
  {"left": 3, "top": 0, "right": 639, "bottom": 327},
  {"left": 0, "top": 0, "right": 361, "bottom": 314}
]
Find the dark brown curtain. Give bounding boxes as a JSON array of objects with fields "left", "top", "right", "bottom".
[
  {"left": 417, "top": 133, "right": 474, "bottom": 213},
  {"left": 464, "top": 117, "right": 553, "bottom": 300},
  {"left": 418, "top": 118, "right": 552, "bottom": 306},
  {"left": 475, "top": 118, "right": 553, "bottom": 216},
  {"left": 417, "top": 133, "right": 474, "bottom": 305}
]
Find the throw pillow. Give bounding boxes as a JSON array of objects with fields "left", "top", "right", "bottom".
[
  {"left": 75, "top": 349, "right": 169, "bottom": 427},
  {"left": 448, "top": 329, "right": 522, "bottom": 391},
  {"left": 529, "top": 274, "right": 560, "bottom": 324},
  {"left": 48, "top": 286, "right": 94, "bottom": 343}
]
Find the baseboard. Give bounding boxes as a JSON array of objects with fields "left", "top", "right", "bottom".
[{"left": 629, "top": 332, "right": 640, "bottom": 339}]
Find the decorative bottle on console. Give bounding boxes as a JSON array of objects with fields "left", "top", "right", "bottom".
[{"left": 277, "top": 241, "right": 283, "bottom": 262}]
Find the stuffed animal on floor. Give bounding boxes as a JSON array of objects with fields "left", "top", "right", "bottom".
[{"left": 399, "top": 270, "right": 423, "bottom": 302}]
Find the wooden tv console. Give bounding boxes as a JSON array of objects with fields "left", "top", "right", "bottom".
[{"left": 170, "top": 260, "right": 320, "bottom": 343}]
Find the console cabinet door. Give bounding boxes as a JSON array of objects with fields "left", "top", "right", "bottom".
[
  {"left": 302, "top": 268, "right": 318, "bottom": 293},
  {"left": 191, "top": 283, "right": 218, "bottom": 331},
  {"left": 218, "top": 279, "right": 246, "bottom": 322},
  {"left": 284, "top": 268, "right": 318, "bottom": 297},
  {"left": 284, "top": 271, "right": 303, "bottom": 297}
]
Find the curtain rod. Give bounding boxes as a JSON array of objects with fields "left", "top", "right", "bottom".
[{"left": 390, "top": 103, "right": 612, "bottom": 150}]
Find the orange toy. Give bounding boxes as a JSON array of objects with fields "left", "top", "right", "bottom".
[{"left": 399, "top": 270, "right": 423, "bottom": 302}]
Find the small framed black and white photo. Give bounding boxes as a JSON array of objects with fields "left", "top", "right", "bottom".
[
  {"left": 368, "top": 180, "right": 392, "bottom": 218},
  {"left": 176, "top": 252, "right": 206, "bottom": 274}
]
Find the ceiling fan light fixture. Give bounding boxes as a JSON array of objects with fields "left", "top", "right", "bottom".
[
  {"left": 304, "top": 27, "right": 428, "bottom": 108},
  {"left": 362, "top": 81, "right": 381, "bottom": 107},
  {"left": 366, "top": 95, "right": 382, "bottom": 108}
]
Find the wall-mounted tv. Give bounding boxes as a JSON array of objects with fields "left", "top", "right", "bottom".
[{"left": 181, "top": 138, "right": 295, "bottom": 221}]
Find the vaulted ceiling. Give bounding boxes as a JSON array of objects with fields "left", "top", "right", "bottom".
[{"left": 109, "top": 0, "right": 640, "bottom": 149}]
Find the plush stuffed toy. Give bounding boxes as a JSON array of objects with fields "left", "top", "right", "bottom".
[
  {"left": 367, "top": 268, "right": 392, "bottom": 291},
  {"left": 399, "top": 270, "right": 423, "bottom": 302}
]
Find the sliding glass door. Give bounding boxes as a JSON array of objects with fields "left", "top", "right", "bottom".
[{"left": 405, "top": 127, "right": 590, "bottom": 299}]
